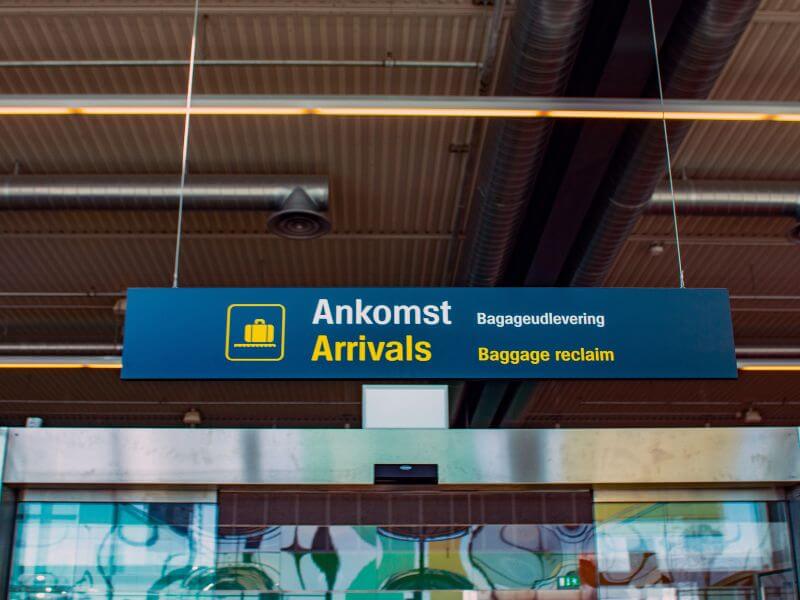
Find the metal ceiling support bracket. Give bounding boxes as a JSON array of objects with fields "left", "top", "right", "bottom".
[{"left": 568, "top": 0, "right": 762, "bottom": 286}]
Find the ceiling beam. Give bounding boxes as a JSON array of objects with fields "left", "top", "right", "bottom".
[{"left": 0, "top": 1, "right": 509, "bottom": 17}]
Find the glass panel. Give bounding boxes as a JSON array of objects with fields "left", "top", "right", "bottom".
[
  {"left": 595, "top": 501, "right": 798, "bottom": 600},
  {"left": 13, "top": 498, "right": 799, "bottom": 600},
  {"left": 9, "top": 502, "right": 218, "bottom": 599},
  {"left": 10, "top": 502, "right": 595, "bottom": 598},
  {"left": 215, "top": 524, "right": 596, "bottom": 594}
]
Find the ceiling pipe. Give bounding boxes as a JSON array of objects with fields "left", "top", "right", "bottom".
[
  {"left": 1, "top": 343, "right": 796, "bottom": 360},
  {"left": 0, "top": 345, "right": 797, "bottom": 373},
  {"left": 0, "top": 343, "right": 122, "bottom": 355},
  {"left": 0, "top": 356, "right": 121, "bottom": 369},
  {"left": 736, "top": 347, "right": 800, "bottom": 359},
  {"left": 569, "top": 0, "right": 761, "bottom": 287},
  {"left": 0, "top": 175, "right": 328, "bottom": 210},
  {"left": 0, "top": 175, "right": 332, "bottom": 238},
  {"left": 0, "top": 59, "right": 482, "bottom": 69},
  {"left": 648, "top": 180, "right": 800, "bottom": 217},
  {"left": 456, "top": 0, "right": 593, "bottom": 286}
]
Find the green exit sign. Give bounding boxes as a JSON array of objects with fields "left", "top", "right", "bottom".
[{"left": 557, "top": 574, "right": 580, "bottom": 589}]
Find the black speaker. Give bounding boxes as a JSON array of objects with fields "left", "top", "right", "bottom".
[{"left": 374, "top": 464, "right": 438, "bottom": 485}]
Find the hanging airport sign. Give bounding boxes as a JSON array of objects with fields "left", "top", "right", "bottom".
[{"left": 121, "top": 287, "right": 737, "bottom": 380}]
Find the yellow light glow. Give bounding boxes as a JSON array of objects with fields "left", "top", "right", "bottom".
[
  {"left": 1, "top": 104, "right": 800, "bottom": 121},
  {"left": 0, "top": 361, "right": 797, "bottom": 372},
  {"left": 0, "top": 107, "right": 75, "bottom": 115},
  {"left": 738, "top": 364, "right": 800, "bottom": 372},
  {"left": 74, "top": 106, "right": 186, "bottom": 115},
  {"left": 544, "top": 110, "right": 793, "bottom": 121},
  {"left": 312, "top": 107, "right": 547, "bottom": 117},
  {"left": 0, "top": 362, "right": 121, "bottom": 369},
  {"left": 191, "top": 106, "right": 311, "bottom": 115}
]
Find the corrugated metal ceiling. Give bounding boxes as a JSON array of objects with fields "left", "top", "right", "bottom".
[
  {"left": 1, "top": 0, "right": 799, "bottom": 428},
  {"left": 0, "top": 11, "right": 492, "bottom": 95},
  {"left": 0, "top": 236, "right": 455, "bottom": 293},
  {"left": 0, "top": 368, "right": 363, "bottom": 427},
  {"left": 518, "top": 371, "right": 800, "bottom": 428},
  {"left": 516, "top": 0, "right": 800, "bottom": 428},
  {"left": 674, "top": 4, "right": 800, "bottom": 178},
  {"left": 0, "top": 116, "right": 475, "bottom": 233}
]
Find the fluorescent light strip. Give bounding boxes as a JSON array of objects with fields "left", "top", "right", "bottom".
[
  {"left": 2, "top": 108, "right": 799, "bottom": 121},
  {"left": 2, "top": 96, "right": 800, "bottom": 121},
  {"left": 0, "top": 363, "right": 121, "bottom": 369},
  {"left": 737, "top": 357, "right": 800, "bottom": 372},
  {"left": 0, "top": 360, "right": 798, "bottom": 371},
  {"left": 738, "top": 365, "right": 800, "bottom": 372},
  {"left": 0, "top": 356, "right": 121, "bottom": 369}
]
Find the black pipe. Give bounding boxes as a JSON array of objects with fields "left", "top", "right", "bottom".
[
  {"left": 569, "top": 0, "right": 761, "bottom": 286},
  {"left": 457, "top": 0, "right": 594, "bottom": 286}
]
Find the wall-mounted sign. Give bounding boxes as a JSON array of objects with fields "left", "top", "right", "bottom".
[{"left": 121, "top": 287, "right": 737, "bottom": 380}]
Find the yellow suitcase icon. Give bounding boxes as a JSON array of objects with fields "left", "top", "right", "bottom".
[{"left": 244, "top": 319, "right": 274, "bottom": 344}]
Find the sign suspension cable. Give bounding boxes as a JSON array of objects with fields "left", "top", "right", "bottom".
[
  {"left": 171, "top": 0, "right": 201, "bottom": 288},
  {"left": 647, "top": 0, "right": 687, "bottom": 289}
]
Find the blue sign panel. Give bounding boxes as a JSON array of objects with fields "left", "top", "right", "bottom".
[{"left": 121, "top": 287, "right": 737, "bottom": 380}]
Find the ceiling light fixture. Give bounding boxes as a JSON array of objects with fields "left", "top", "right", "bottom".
[
  {"left": 0, "top": 357, "right": 121, "bottom": 369},
  {"left": 0, "top": 357, "right": 798, "bottom": 371},
  {"left": 183, "top": 408, "right": 202, "bottom": 427},
  {"left": 743, "top": 407, "right": 763, "bottom": 424},
  {"left": 738, "top": 359, "right": 800, "bottom": 372},
  {"left": 1, "top": 96, "right": 800, "bottom": 122}
]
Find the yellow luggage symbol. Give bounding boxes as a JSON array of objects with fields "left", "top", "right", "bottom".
[
  {"left": 245, "top": 318, "right": 274, "bottom": 343},
  {"left": 235, "top": 318, "right": 276, "bottom": 348}
]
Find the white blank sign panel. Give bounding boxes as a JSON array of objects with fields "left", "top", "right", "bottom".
[{"left": 362, "top": 385, "right": 449, "bottom": 429}]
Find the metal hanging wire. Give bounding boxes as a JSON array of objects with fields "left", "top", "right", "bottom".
[
  {"left": 647, "top": 0, "right": 686, "bottom": 289},
  {"left": 171, "top": 0, "right": 201, "bottom": 288}
]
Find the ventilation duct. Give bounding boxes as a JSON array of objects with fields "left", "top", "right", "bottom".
[
  {"left": 570, "top": 0, "right": 761, "bottom": 286},
  {"left": 647, "top": 180, "right": 800, "bottom": 217},
  {"left": 266, "top": 187, "right": 331, "bottom": 239},
  {"left": 457, "top": 0, "right": 593, "bottom": 286},
  {"left": 0, "top": 175, "right": 331, "bottom": 239}
]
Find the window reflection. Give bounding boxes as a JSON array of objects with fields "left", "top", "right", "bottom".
[
  {"left": 11, "top": 499, "right": 797, "bottom": 600},
  {"left": 595, "top": 502, "right": 797, "bottom": 600},
  {"left": 216, "top": 524, "right": 595, "bottom": 593},
  {"left": 10, "top": 502, "right": 594, "bottom": 597},
  {"left": 10, "top": 502, "right": 217, "bottom": 599}
]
